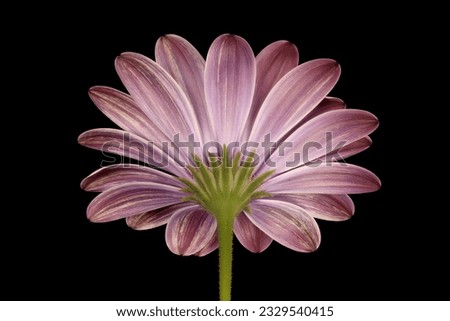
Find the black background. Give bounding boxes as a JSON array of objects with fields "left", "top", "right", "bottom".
[{"left": 4, "top": 7, "right": 447, "bottom": 301}]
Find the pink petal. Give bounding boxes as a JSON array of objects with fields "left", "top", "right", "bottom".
[
  {"left": 276, "top": 96, "right": 347, "bottom": 145},
  {"left": 194, "top": 230, "right": 219, "bottom": 257},
  {"left": 81, "top": 164, "right": 183, "bottom": 192},
  {"left": 319, "top": 136, "right": 372, "bottom": 162},
  {"left": 272, "top": 194, "right": 354, "bottom": 221},
  {"left": 115, "top": 52, "right": 202, "bottom": 145},
  {"left": 265, "top": 163, "right": 381, "bottom": 194},
  {"left": 155, "top": 35, "right": 213, "bottom": 142},
  {"left": 234, "top": 212, "right": 272, "bottom": 253},
  {"left": 246, "top": 199, "right": 321, "bottom": 252},
  {"left": 300, "top": 97, "right": 346, "bottom": 126},
  {"left": 265, "top": 109, "right": 379, "bottom": 174},
  {"left": 126, "top": 203, "right": 198, "bottom": 230},
  {"left": 249, "top": 59, "right": 341, "bottom": 144},
  {"left": 243, "top": 40, "right": 299, "bottom": 139},
  {"left": 165, "top": 207, "right": 217, "bottom": 256},
  {"left": 88, "top": 86, "right": 167, "bottom": 144},
  {"left": 87, "top": 183, "right": 184, "bottom": 222},
  {"left": 77, "top": 128, "right": 188, "bottom": 178},
  {"left": 204, "top": 34, "right": 256, "bottom": 143}
]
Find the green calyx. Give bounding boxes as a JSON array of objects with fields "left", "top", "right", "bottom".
[{"left": 178, "top": 146, "right": 274, "bottom": 219}]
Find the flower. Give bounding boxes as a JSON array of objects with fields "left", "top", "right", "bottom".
[{"left": 79, "top": 34, "right": 380, "bottom": 300}]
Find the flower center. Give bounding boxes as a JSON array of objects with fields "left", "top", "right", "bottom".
[{"left": 178, "top": 146, "right": 274, "bottom": 219}]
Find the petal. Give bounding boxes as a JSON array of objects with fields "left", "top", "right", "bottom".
[
  {"left": 87, "top": 183, "right": 184, "bottom": 222},
  {"left": 115, "top": 52, "right": 202, "bottom": 145},
  {"left": 249, "top": 59, "right": 341, "bottom": 144},
  {"left": 265, "top": 109, "right": 379, "bottom": 174},
  {"left": 194, "top": 230, "right": 219, "bottom": 257},
  {"left": 275, "top": 96, "right": 347, "bottom": 145},
  {"left": 204, "top": 34, "right": 256, "bottom": 143},
  {"left": 234, "top": 212, "right": 272, "bottom": 253},
  {"left": 246, "top": 199, "right": 321, "bottom": 252},
  {"left": 155, "top": 35, "right": 213, "bottom": 142},
  {"left": 126, "top": 203, "right": 197, "bottom": 230},
  {"left": 265, "top": 163, "right": 381, "bottom": 194},
  {"left": 319, "top": 136, "right": 372, "bottom": 162},
  {"left": 77, "top": 128, "right": 188, "bottom": 178},
  {"left": 81, "top": 164, "right": 182, "bottom": 192},
  {"left": 243, "top": 41, "right": 299, "bottom": 138},
  {"left": 88, "top": 86, "right": 167, "bottom": 144},
  {"left": 271, "top": 194, "right": 355, "bottom": 221},
  {"left": 299, "top": 97, "right": 346, "bottom": 126},
  {"left": 165, "top": 207, "right": 217, "bottom": 256}
]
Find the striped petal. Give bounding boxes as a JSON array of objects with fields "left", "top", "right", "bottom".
[
  {"left": 88, "top": 86, "right": 167, "bottom": 144},
  {"left": 126, "top": 203, "right": 197, "bottom": 230},
  {"left": 234, "top": 212, "right": 272, "bottom": 253},
  {"left": 265, "top": 163, "right": 381, "bottom": 194},
  {"left": 277, "top": 96, "right": 347, "bottom": 145},
  {"left": 165, "top": 207, "right": 217, "bottom": 256},
  {"left": 81, "top": 164, "right": 182, "bottom": 192},
  {"left": 298, "top": 97, "right": 346, "bottom": 127},
  {"left": 243, "top": 40, "right": 299, "bottom": 139},
  {"left": 115, "top": 52, "right": 202, "bottom": 146},
  {"left": 272, "top": 194, "right": 355, "bottom": 221},
  {"left": 194, "top": 230, "right": 219, "bottom": 257},
  {"left": 319, "top": 136, "right": 372, "bottom": 162},
  {"left": 265, "top": 109, "right": 378, "bottom": 174},
  {"left": 155, "top": 34, "right": 213, "bottom": 142},
  {"left": 246, "top": 199, "right": 321, "bottom": 252},
  {"left": 87, "top": 183, "right": 184, "bottom": 222},
  {"left": 249, "top": 59, "right": 341, "bottom": 144},
  {"left": 77, "top": 128, "right": 188, "bottom": 178},
  {"left": 204, "top": 34, "right": 256, "bottom": 143}
]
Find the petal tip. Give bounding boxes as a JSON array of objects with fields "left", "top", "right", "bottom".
[
  {"left": 77, "top": 132, "right": 87, "bottom": 144},
  {"left": 374, "top": 175, "right": 382, "bottom": 190},
  {"left": 88, "top": 86, "right": 107, "bottom": 98},
  {"left": 157, "top": 34, "right": 178, "bottom": 46},
  {"left": 80, "top": 178, "right": 87, "bottom": 190},
  {"left": 318, "top": 59, "right": 341, "bottom": 75},
  {"left": 279, "top": 40, "right": 298, "bottom": 50},
  {"left": 216, "top": 33, "right": 247, "bottom": 45},
  {"left": 115, "top": 52, "right": 137, "bottom": 67}
]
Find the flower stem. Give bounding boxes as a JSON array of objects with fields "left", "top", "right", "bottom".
[{"left": 217, "top": 214, "right": 234, "bottom": 301}]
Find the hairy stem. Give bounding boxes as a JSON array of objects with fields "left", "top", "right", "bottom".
[{"left": 217, "top": 212, "right": 234, "bottom": 301}]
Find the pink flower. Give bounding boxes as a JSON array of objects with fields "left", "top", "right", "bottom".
[{"left": 79, "top": 34, "right": 380, "bottom": 299}]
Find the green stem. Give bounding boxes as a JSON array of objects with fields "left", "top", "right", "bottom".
[{"left": 217, "top": 214, "right": 234, "bottom": 301}]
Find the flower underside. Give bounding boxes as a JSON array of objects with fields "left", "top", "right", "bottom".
[
  {"left": 179, "top": 146, "right": 274, "bottom": 219},
  {"left": 79, "top": 33, "right": 382, "bottom": 301}
]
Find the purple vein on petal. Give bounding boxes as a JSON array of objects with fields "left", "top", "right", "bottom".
[
  {"left": 246, "top": 199, "right": 321, "bottom": 252},
  {"left": 87, "top": 182, "right": 185, "bottom": 222},
  {"left": 77, "top": 128, "right": 188, "bottom": 178},
  {"left": 81, "top": 164, "right": 183, "bottom": 192},
  {"left": 155, "top": 34, "right": 214, "bottom": 143},
  {"left": 194, "top": 229, "right": 219, "bottom": 257},
  {"left": 115, "top": 52, "right": 203, "bottom": 146},
  {"left": 127, "top": 203, "right": 198, "bottom": 230},
  {"left": 319, "top": 136, "right": 372, "bottom": 162},
  {"left": 242, "top": 40, "right": 299, "bottom": 140},
  {"left": 165, "top": 207, "right": 217, "bottom": 256},
  {"left": 88, "top": 86, "right": 168, "bottom": 144},
  {"left": 283, "top": 96, "right": 346, "bottom": 138},
  {"left": 265, "top": 162, "right": 381, "bottom": 194},
  {"left": 204, "top": 34, "right": 256, "bottom": 144},
  {"left": 271, "top": 194, "right": 355, "bottom": 221},
  {"left": 262, "top": 109, "right": 379, "bottom": 174},
  {"left": 234, "top": 212, "right": 272, "bottom": 253},
  {"left": 249, "top": 59, "right": 341, "bottom": 144}
]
